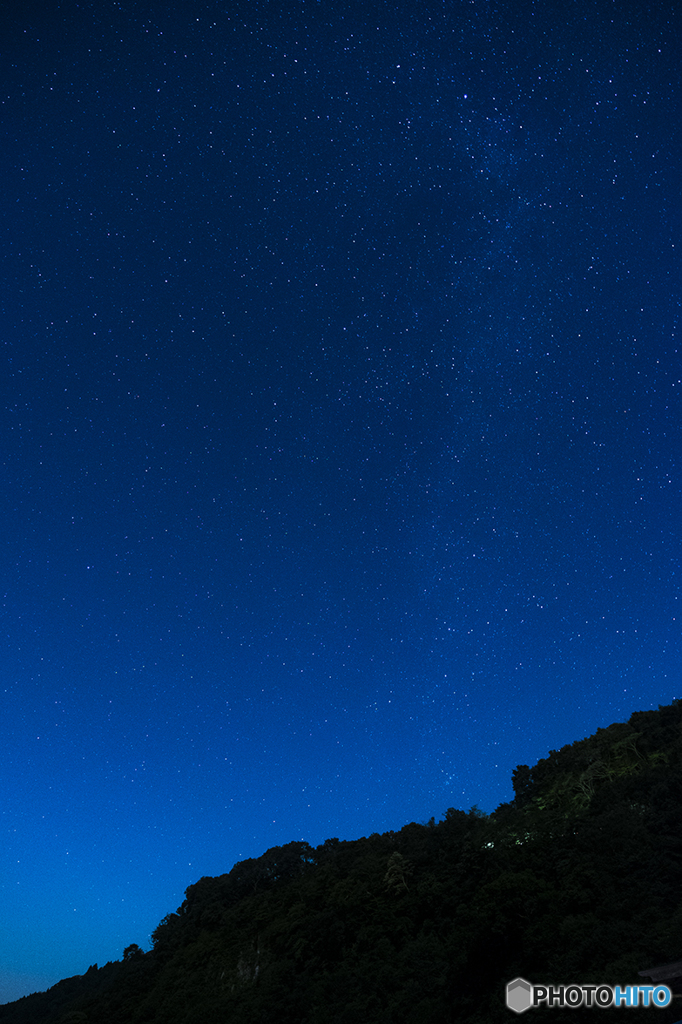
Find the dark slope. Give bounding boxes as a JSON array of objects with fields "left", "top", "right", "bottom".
[{"left": 3, "top": 699, "right": 682, "bottom": 1024}]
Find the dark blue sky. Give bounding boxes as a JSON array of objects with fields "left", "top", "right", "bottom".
[{"left": 2, "top": 0, "right": 680, "bottom": 1003}]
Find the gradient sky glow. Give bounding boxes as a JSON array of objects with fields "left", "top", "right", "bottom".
[{"left": 1, "top": 0, "right": 680, "bottom": 1004}]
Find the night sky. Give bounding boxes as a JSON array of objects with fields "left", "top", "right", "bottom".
[{"left": 2, "top": 0, "right": 680, "bottom": 1003}]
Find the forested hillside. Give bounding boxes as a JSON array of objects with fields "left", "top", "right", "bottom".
[{"left": 4, "top": 700, "right": 682, "bottom": 1023}]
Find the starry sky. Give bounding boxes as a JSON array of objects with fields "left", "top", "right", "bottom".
[{"left": 1, "top": 0, "right": 680, "bottom": 1003}]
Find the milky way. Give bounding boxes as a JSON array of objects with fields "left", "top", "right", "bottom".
[{"left": 1, "top": 0, "right": 679, "bottom": 1003}]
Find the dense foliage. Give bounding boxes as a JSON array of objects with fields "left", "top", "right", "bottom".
[{"left": 4, "top": 700, "right": 682, "bottom": 1023}]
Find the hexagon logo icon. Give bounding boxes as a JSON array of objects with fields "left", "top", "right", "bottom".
[{"left": 506, "top": 977, "right": 533, "bottom": 1014}]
